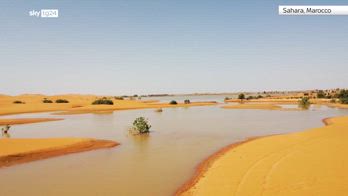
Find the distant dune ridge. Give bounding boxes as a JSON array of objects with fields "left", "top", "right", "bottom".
[{"left": 0, "top": 94, "right": 217, "bottom": 116}]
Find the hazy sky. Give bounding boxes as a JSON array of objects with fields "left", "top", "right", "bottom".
[{"left": 1, "top": 0, "right": 348, "bottom": 95}]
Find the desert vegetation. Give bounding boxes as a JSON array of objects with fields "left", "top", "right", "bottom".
[
  {"left": 92, "top": 98, "right": 114, "bottom": 105},
  {"left": 13, "top": 100, "right": 25, "bottom": 104},
  {"left": 129, "top": 117, "right": 151, "bottom": 135},
  {"left": 337, "top": 89, "right": 348, "bottom": 104},
  {"left": 184, "top": 99, "right": 191, "bottom": 104},
  {"left": 169, "top": 100, "right": 178, "bottom": 105},
  {"left": 299, "top": 97, "right": 311, "bottom": 109},
  {"left": 55, "top": 99, "right": 69, "bottom": 103},
  {"left": 42, "top": 98, "right": 53, "bottom": 103}
]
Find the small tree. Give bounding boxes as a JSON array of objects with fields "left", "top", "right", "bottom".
[
  {"left": 184, "top": 99, "right": 191, "bottom": 104},
  {"left": 169, "top": 100, "right": 178, "bottom": 105},
  {"left": 299, "top": 97, "right": 311, "bottom": 109},
  {"left": 130, "top": 117, "right": 151, "bottom": 134},
  {"left": 238, "top": 93, "right": 245, "bottom": 103},
  {"left": 238, "top": 93, "right": 245, "bottom": 100},
  {"left": 55, "top": 99, "right": 69, "bottom": 103}
]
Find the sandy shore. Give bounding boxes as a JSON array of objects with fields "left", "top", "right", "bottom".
[
  {"left": 225, "top": 98, "right": 300, "bottom": 104},
  {"left": 0, "top": 138, "right": 118, "bottom": 168},
  {"left": 222, "top": 103, "right": 302, "bottom": 111},
  {"left": 178, "top": 116, "right": 348, "bottom": 196},
  {"left": 0, "top": 94, "right": 217, "bottom": 115},
  {"left": 0, "top": 118, "right": 63, "bottom": 125}
]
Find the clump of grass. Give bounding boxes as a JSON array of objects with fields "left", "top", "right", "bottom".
[
  {"left": 169, "top": 100, "right": 178, "bottom": 105},
  {"left": 298, "top": 97, "right": 311, "bottom": 109},
  {"left": 55, "top": 99, "right": 69, "bottom": 103},
  {"left": 92, "top": 98, "right": 114, "bottom": 105},
  {"left": 129, "top": 117, "right": 151, "bottom": 135},
  {"left": 42, "top": 98, "right": 53, "bottom": 103},
  {"left": 13, "top": 100, "right": 25, "bottom": 104}
]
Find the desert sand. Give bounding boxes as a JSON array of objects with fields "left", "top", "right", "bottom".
[
  {"left": 0, "top": 94, "right": 217, "bottom": 115},
  {"left": 178, "top": 116, "right": 348, "bottom": 196},
  {"left": 0, "top": 138, "right": 118, "bottom": 168}
]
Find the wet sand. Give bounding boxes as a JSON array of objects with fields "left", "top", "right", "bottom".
[
  {"left": 0, "top": 118, "right": 63, "bottom": 125},
  {"left": 178, "top": 116, "right": 348, "bottom": 196},
  {"left": 0, "top": 138, "right": 118, "bottom": 168}
]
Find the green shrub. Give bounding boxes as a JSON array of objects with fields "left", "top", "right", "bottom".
[
  {"left": 257, "top": 95, "right": 263, "bottom": 99},
  {"left": 184, "top": 99, "right": 191, "bottom": 104},
  {"left": 169, "top": 100, "right": 178, "bottom": 105},
  {"left": 130, "top": 117, "right": 151, "bottom": 134},
  {"left": 92, "top": 98, "right": 114, "bottom": 105},
  {"left": 299, "top": 97, "right": 311, "bottom": 109},
  {"left": 13, "top": 100, "right": 25, "bottom": 104},
  {"left": 55, "top": 99, "right": 69, "bottom": 103},
  {"left": 42, "top": 98, "right": 53, "bottom": 103},
  {"left": 224, "top": 97, "right": 230, "bottom": 101}
]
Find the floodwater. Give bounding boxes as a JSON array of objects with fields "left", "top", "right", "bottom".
[{"left": 0, "top": 98, "right": 347, "bottom": 196}]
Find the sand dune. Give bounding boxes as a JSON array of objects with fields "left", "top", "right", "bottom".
[
  {"left": 0, "top": 94, "right": 217, "bottom": 115},
  {"left": 0, "top": 138, "right": 118, "bottom": 168},
  {"left": 178, "top": 116, "right": 348, "bottom": 196}
]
